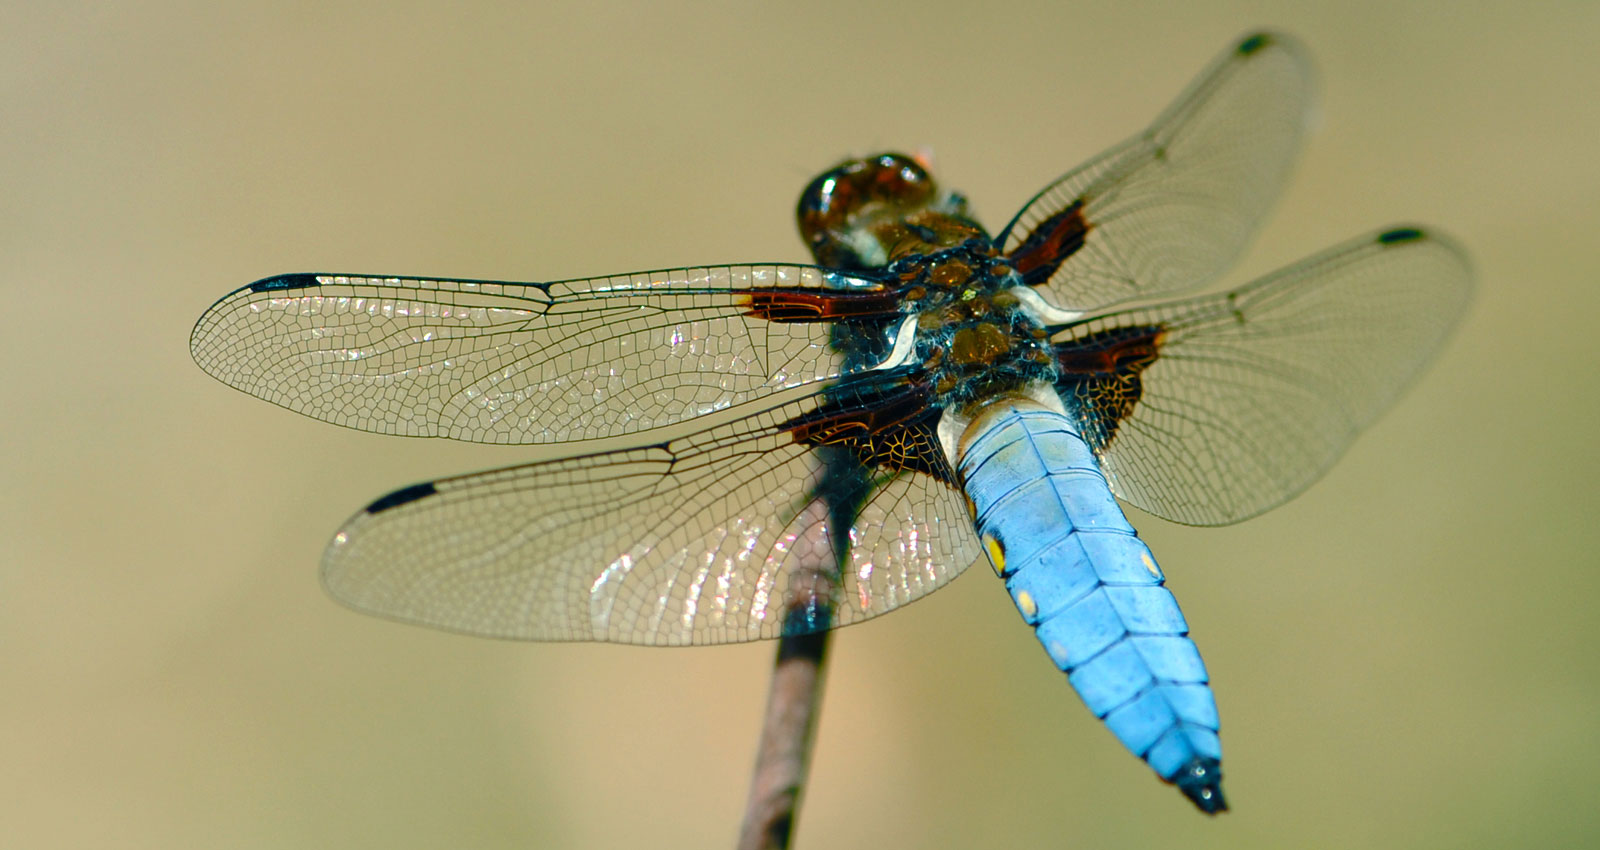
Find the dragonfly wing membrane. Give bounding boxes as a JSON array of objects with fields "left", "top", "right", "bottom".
[
  {"left": 1000, "top": 31, "right": 1315, "bottom": 311},
  {"left": 320, "top": 387, "right": 979, "bottom": 644},
  {"left": 190, "top": 266, "right": 890, "bottom": 444},
  {"left": 1060, "top": 228, "right": 1472, "bottom": 526}
]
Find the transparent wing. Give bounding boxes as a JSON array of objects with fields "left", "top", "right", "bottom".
[
  {"left": 320, "top": 384, "right": 980, "bottom": 644},
  {"left": 190, "top": 265, "right": 894, "bottom": 444},
  {"left": 999, "top": 31, "right": 1315, "bottom": 311},
  {"left": 1056, "top": 228, "right": 1472, "bottom": 526}
]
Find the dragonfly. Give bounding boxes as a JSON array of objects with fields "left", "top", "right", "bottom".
[{"left": 191, "top": 31, "right": 1471, "bottom": 813}]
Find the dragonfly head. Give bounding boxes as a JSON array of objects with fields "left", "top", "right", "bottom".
[{"left": 797, "top": 152, "right": 988, "bottom": 270}]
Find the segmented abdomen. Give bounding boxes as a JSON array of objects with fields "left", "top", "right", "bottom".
[{"left": 955, "top": 398, "right": 1225, "bottom": 811}]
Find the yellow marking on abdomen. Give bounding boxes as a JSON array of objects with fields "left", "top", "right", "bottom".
[
  {"left": 1141, "top": 551, "right": 1161, "bottom": 579},
  {"left": 1016, "top": 590, "right": 1038, "bottom": 620},
  {"left": 982, "top": 533, "right": 1006, "bottom": 577}
]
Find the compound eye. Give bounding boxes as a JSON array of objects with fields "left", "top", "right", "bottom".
[
  {"left": 867, "top": 154, "right": 934, "bottom": 207},
  {"left": 796, "top": 152, "right": 940, "bottom": 268}
]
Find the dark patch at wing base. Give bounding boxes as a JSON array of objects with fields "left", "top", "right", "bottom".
[
  {"left": 739, "top": 286, "right": 905, "bottom": 322},
  {"left": 364, "top": 482, "right": 438, "bottom": 514},
  {"left": 1053, "top": 323, "right": 1166, "bottom": 452},
  {"left": 1004, "top": 200, "right": 1091, "bottom": 286},
  {"left": 780, "top": 381, "right": 953, "bottom": 484}
]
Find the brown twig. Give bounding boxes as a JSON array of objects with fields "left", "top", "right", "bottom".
[
  {"left": 736, "top": 627, "right": 832, "bottom": 850},
  {"left": 738, "top": 445, "right": 864, "bottom": 849}
]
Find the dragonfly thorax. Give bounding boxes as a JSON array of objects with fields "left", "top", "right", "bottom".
[
  {"left": 797, "top": 152, "right": 1060, "bottom": 408},
  {"left": 891, "top": 244, "right": 1060, "bottom": 408}
]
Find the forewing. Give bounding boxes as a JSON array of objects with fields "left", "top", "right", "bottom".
[
  {"left": 320, "top": 385, "right": 979, "bottom": 644},
  {"left": 190, "top": 266, "right": 894, "bottom": 444},
  {"left": 999, "top": 31, "right": 1315, "bottom": 311},
  {"left": 1055, "top": 228, "right": 1472, "bottom": 526}
]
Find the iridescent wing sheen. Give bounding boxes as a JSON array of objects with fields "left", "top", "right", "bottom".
[
  {"left": 319, "top": 381, "right": 980, "bottom": 644},
  {"left": 190, "top": 265, "right": 894, "bottom": 444},
  {"left": 1053, "top": 227, "right": 1472, "bottom": 527},
  {"left": 998, "top": 31, "right": 1315, "bottom": 312}
]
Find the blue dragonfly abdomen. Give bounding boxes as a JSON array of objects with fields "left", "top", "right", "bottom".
[{"left": 955, "top": 396, "right": 1225, "bottom": 812}]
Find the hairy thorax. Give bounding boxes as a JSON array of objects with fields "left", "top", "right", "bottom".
[{"left": 796, "top": 152, "right": 1059, "bottom": 411}]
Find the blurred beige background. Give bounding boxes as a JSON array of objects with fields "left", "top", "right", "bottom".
[{"left": 5, "top": 1, "right": 1597, "bottom": 847}]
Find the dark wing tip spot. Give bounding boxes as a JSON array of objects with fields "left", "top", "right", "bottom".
[
  {"left": 1236, "top": 32, "right": 1273, "bottom": 55},
  {"left": 1378, "top": 227, "right": 1426, "bottom": 245},
  {"left": 365, "top": 481, "right": 438, "bottom": 514},
  {"left": 248, "top": 273, "right": 322, "bottom": 293}
]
